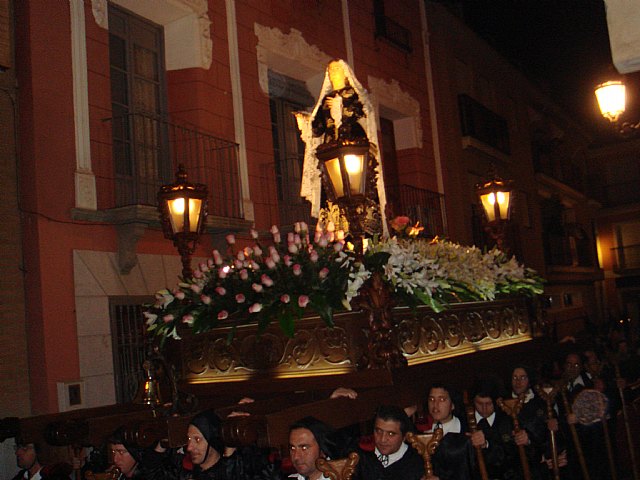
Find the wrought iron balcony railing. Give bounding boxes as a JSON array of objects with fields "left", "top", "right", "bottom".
[
  {"left": 105, "top": 112, "right": 243, "bottom": 219},
  {"left": 612, "top": 243, "right": 640, "bottom": 272},
  {"left": 387, "top": 184, "right": 447, "bottom": 237}
]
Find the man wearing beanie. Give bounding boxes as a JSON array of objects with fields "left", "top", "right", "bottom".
[
  {"left": 288, "top": 416, "right": 336, "bottom": 480},
  {"left": 143, "top": 409, "right": 279, "bottom": 480},
  {"left": 108, "top": 428, "right": 145, "bottom": 480}
]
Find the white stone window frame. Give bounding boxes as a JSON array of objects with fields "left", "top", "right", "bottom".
[
  {"left": 367, "top": 76, "right": 423, "bottom": 151},
  {"left": 91, "top": 0, "right": 212, "bottom": 71}
]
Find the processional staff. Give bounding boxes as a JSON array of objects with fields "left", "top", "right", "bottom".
[
  {"left": 406, "top": 428, "right": 443, "bottom": 479},
  {"left": 558, "top": 386, "right": 590, "bottom": 480},
  {"left": 463, "top": 391, "right": 489, "bottom": 480},
  {"left": 572, "top": 389, "right": 617, "bottom": 480},
  {"left": 534, "top": 384, "right": 560, "bottom": 480},
  {"left": 614, "top": 363, "right": 639, "bottom": 480},
  {"left": 497, "top": 395, "right": 531, "bottom": 480}
]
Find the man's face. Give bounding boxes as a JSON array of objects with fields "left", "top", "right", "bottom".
[
  {"left": 564, "top": 354, "right": 582, "bottom": 381},
  {"left": 512, "top": 367, "right": 530, "bottom": 395},
  {"left": 110, "top": 444, "right": 136, "bottom": 478},
  {"left": 289, "top": 428, "right": 322, "bottom": 479},
  {"left": 186, "top": 425, "right": 210, "bottom": 466},
  {"left": 15, "top": 444, "right": 37, "bottom": 470},
  {"left": 428, "top": 387, "right": 454, "bottom": 423},
  {"left": 373, "top": 418, "right": 404, "bottom": 456},
  {"left": 474, "top": 396, "right": 494, "bottom": 419}
]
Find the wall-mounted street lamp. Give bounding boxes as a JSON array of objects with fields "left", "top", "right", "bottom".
[
  {"left": 158, "top": 165, "right": 208, "bottom": 279},
  {"left": 316, "top": 138, "right": 374, "bottom": 255},
  {"left": 595, "top": 80, "right": 640, "bottom": 135},
  {"left": 475, "top": 171, "right": 514, "bottom": 254}
]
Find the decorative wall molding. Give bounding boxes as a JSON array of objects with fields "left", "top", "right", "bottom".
[
  {"left": 91, "top": 0, "right": 212, "bottom": 70},
  {"left": 254, "top": 24, "right": 331, "bottom": 95},
  {"left": 70, "top": 0, "right": 97, "bottom": 210},
  {"left": 368, "top": 76, "right": 423, "bottom": 150}
]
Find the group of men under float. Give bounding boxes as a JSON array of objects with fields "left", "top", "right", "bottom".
[{"left": 13, "top": 345, "right": 633, "bottom": 480}]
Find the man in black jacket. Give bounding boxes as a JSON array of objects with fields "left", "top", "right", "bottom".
[{"left": 354, "top": 405, "right": 424, "bottom": 480}]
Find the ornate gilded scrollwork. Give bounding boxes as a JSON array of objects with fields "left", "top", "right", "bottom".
[{"left": 175, "top": 298, "right": 532, "bottom": 383}]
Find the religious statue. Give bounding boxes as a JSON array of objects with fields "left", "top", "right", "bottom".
[{"left": 296, "top": 59, "right": 388, "bottom": 236}]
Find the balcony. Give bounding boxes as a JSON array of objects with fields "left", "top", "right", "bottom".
[
  {"left": 387, "top": 184, "right": 447, "bottom": 237},
  {"left": 594, "top": 180, "right": 640, "bottom": 208},
  {"left": 76, "top": 113, "right": 246, "bottom": 231},
  {"left": 612, "top": 243, "right": 640, "bottom": 273}
]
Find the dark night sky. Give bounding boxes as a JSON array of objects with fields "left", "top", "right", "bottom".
[{"left": 435, "top": 0, "right": 623, "bottom": 144}]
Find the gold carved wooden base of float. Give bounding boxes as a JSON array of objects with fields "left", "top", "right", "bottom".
[{"left": 169, "top": 297, "right": 533, "bottom": 386}]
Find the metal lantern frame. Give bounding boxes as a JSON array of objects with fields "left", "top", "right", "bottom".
[
  {"left": 594, "top": 79, "right": 640, "bottom": 135},
  {"left": 316, "top": 139, "right": 374, "bottom": 255},
  {"left": 475, "top": 173, "right": 514, "bottom": 253},
  {"left": 158, "top": 165, "right": 208, "bottom": 279}
]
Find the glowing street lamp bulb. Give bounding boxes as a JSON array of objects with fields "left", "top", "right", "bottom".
[
  {"left": 496, "top": 191, "right": 505, "bottom": 204},
  {"left": 488, "top": 192, "right": 496, "bottom": 205},
  {"left": 344, "top": 154, "right": 362, "bottom": 174},
  {"left": 172, "top": 197, "right": 185, "bottom": 214}
]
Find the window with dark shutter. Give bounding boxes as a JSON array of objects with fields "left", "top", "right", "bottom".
[{"left": 109, "top": 4, "right": 170, "bottom": 206}]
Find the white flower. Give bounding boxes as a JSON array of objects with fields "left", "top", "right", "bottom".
[{"left": 143, "top": 311, "right": 157, "bottom": 326}]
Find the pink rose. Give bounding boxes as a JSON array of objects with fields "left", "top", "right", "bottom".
[
  {"left": 270, "top": 225, "right": 279, "bottom": 234},
  {"left": 218, "top": 310, "right": 229, "bottom": 320},
  {"left": 212, "top": 250, "right": 223, "bottom": 265},
  {"left": 218, "top": 267, "right": 228, "bottom": 279},
  {"left": 284, "top": 255, "right": 292, "bottom": 267},
  {"left": 391, "top": 216, "right": 411, "bottom": 232},
  {"left": 317, "top": 236, "right": 328, "bottom": 248},
  {"left": 182, "top": 314, "right": 194, "bottom": 325},
  {"left": 298, "top": 295, "right": 310, "bottom": 308},
  {"left": 163, "top": 314, "right": 174, "bottom": 323},
  {"left": 265, "top": 257, "right": 276, "bottom": 269},
  {"left": 310, "top": 251, "right": 319, "bottom": 263},
  {"left": 250, "top": 228, "right": 259, "bottom": 239},
  {"left": 248, "top": 303, "right": 262, "bottom": 313},
  {"left": 294, "top": 234, "right": 301, "bottom": 245},
  {"left": 333, "top": 242, "right": 343, "bottom": 252},
  {"left": 175, "top": 291, "right": 186, "bottom": 300},
  {"left": 299, "top": 222, "right": 308, "bottom": 233},
  {"left": 190, "top": 284, "right": 202, "bottom": 293},
  {"left": 250, "top": 261, "right": 260, "bottom": 270},
  {"left": 201, "top": 295, "right": 212, "bottom": 305},
  {"left": 215, "top": 287, "right": 226, "bottom": 296},
  {"left": 207, "top": 258, "right": 215, "bottom": 268},
  {"left": 261, "top": 274, "right": 274, "bottom": 287},
  {"left": 292, "top": 264, "right": 302, "bottom": 276},
  {"left": 235, "top": 294, "right": 246, "bottom": 303},
  {"left": 280, "top": 294, "right": 290, "bottom": 304},
  {"left": 234, "top": 259, "right": 243, "bottom": 269},
  {"left": 240, "top": 269, "right": 249, "bottom": 280},
  {"left": 253, "top": 246, "right": 263, "bottom": 256},
  {"left": 274, "top": 232, "right": 281, "bottom": 243},
  {"left": 252, "top": 283, "right": 263, "bottom": 293},
  {"left": 314, "top": 231, "right": 322, "bottom": 243},
  {"left": 319, "top": 267, "right": 329, "bottom": 279},
  {"left": 288, "top": 243, "right": 299, "bottom": 254},
  {"left": 287, "top": 232, "right": 295, "bottom": 244},
  {"left": 226, "top": 234, "right": 236, "bottom": 245},
  {"left": 193, "top": 270, "right": 203, "bottom": 279},
  {"left": 237, "top": 251, "right": 245, "bottom": 261},
  {"left": 199, "top": 262, "right": 209, "bottom": 273}
]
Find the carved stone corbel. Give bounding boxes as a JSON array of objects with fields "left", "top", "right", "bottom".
[{"left": 116, "top": 223, "right": 146, "bottom": 274}]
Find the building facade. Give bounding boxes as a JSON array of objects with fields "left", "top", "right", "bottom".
[{"left": 2, "top": 0, "right": 612, "bottom": 434}]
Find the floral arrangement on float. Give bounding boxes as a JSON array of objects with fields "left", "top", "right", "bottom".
[{"left": 144, "top": 216, "right": 544, "bottom": 343}]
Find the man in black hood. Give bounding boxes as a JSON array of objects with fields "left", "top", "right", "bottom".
[
  {"left": 144, "top": 409, "right": 279, "bottom": 480},
  {"left": 108, "top": 428, "right": 145, "bottom": 480}
]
